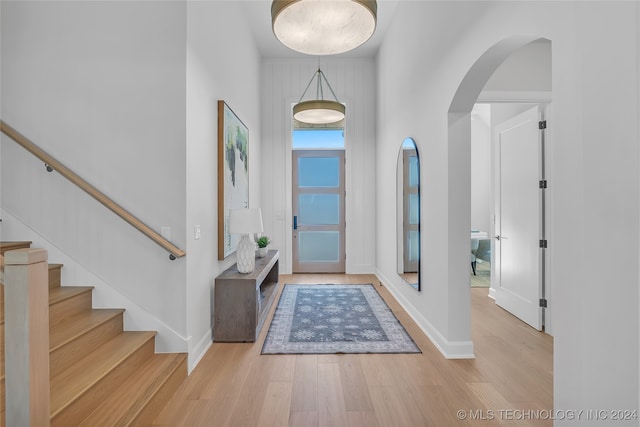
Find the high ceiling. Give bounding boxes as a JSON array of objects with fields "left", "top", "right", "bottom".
[{"left": 240, "top": 0, "right": 399, "bottom": 58}]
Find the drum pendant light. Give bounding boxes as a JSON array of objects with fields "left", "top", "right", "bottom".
[
  {"left": 293, "top": 68, "right": 345, "bottom": 125},
  {"left": 272, "top": 0, "right": 377, "bottom": 56}
]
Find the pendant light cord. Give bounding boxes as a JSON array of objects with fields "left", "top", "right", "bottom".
[
  {"left": 319, "top": 70, "right": 340, "bottom": 103},
  {"left": 297, "top": 68, "right": 341, "bottom": 104}
]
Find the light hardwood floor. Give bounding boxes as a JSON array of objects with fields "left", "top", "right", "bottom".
[{"left": 153, "top": 274, "right": 553, "bottom": 426}]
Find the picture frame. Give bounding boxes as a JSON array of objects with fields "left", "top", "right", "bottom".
[{"left": 218, "top": 100, "right": 249, "bottom": 259}]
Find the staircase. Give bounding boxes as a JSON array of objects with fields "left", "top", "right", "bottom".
[{"left": 0, "top": 241, "right": 187, "bottom": 426}]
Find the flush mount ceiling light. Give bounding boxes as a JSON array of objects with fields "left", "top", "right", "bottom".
[
  {"left": 272, "top": 0, "right": 377, "bottom": 56},
  {"left": 294, "top": 67, "right": 345, "bottom": 125}
]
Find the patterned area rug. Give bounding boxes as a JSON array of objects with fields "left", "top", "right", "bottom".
[{"left": 261, "top": 284, "right": 421, "bottom": 354}]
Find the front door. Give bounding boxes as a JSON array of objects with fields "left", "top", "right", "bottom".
[
  {"left": 292, "top": 150, "right": 345, "bottom": 273},
  {"left": 493, "top": 105, "right": 545, "bottom": 330}
]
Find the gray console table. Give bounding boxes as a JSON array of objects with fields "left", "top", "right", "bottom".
[{"left": 214, "top": 250, "right": 280, "bottom": 342}]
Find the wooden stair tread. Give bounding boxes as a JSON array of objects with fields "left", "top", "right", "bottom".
[
  {"left": 0, "top": 241, "right": 32, "bottom": 255},
  {"left": 78, "top": 353, "right": 187, "bottom": 427},
  {"left": 0, "top": 241, "right": 32, "bottom": 247},
  {"left": 49, "top": 286, "right": 94, "bottom": 306},
  {"left": 50, "top": 309, "right": 124, "bottom": 352},
  {"left": 50, "top": 331, "right": 156, "bottom": 417}
]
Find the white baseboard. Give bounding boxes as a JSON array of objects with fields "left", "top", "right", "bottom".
[
  {"left": 187, "top": 329, "right": 212, "bottom": 374},
  {"left": 347, "top": 263, "right": 376, "bottom": 275},
  {"left": 375, "top": 269, "right": 475, "bottom": 359}
]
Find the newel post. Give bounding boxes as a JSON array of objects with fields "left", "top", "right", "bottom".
[{"left": 5, "top": 248, "right": 51, "bottom": 427}]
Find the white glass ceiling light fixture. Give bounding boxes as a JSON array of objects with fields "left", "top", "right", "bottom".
[
  {"left": 294, "top": 67, "right": 345, "bottom": 125},
  {"left": 272, "top": 0, "right": 377, "bottom": 55}
]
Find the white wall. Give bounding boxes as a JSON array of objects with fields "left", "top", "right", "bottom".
[
  {"left": 376, "top": 1, "right": 638, "bottom": 422},
  {"left": 260, "top": 58, "right": 376, "bottom": 274},
  {"left": 1, "top": 1, "right": 189, "bottom": 347},
  {"left": 376, "top": 1, "right": 503, "bottom": 358},
  {"left": 185, "top": 1, "right": 262, "bottom": 370},
  {"left": 0, "top": 3, "right": 3, "bottom": 228},
  {"left": 484, "top": 39, "right": 552, "bottom": 93},
  {"left": 564, "top": 3, "right": 638, "bottom": 418},
  {"left": 638, "top": 2, "right": 640, "bottom": 417}
]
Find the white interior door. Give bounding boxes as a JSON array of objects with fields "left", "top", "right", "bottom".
[{"left": 494, "top": 106, "right": 543, "bottom": 330}]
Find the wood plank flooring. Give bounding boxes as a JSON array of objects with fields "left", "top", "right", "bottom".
[{"left": 154, "top": 274, "right": 553, "bottom": 426}]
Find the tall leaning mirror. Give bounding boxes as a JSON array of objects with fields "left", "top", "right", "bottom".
[{"left": 396, "top": 138, "right": 420, "bottom": 290}]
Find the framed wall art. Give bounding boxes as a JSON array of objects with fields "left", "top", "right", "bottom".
[{"left": 218, "top": 100, "right": 249, "bottom": 259}]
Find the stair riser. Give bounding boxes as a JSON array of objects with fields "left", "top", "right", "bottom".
[
  {"left": 0, "top": 323, "right": 4, "bottom": 380},
  {"left": 129, "top": 357, "right": 187, "bottom": 427},
  {"left": 0, "top": 377, "right": 4, "bottom": 418},
  {"left": 50, "top": 314, "right": 124, "bottom": 378},
  {"left": 49, "top": 291, "right": 93, "bottom": 324},
  {"left": 49, "top": 266, "right": 62, "bottom": 289},
  {"left": 51, "top": 337, "right": 156, "bottom": 427}
]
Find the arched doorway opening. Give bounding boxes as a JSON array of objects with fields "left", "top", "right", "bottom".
[{"left": 447, "top": 35, "right": 552, "bottom": 353}]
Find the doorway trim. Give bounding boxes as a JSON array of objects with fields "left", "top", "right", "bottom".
[
  {"left": 445, "top": 35, "right": 552, "bottom": 358},
  {"left": 284, "top": 97, "right": 353, "bottom": 274}
]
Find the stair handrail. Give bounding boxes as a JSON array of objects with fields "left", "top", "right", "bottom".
[{"left": 0, "top": 121, "right": 185, "bottom": 259}]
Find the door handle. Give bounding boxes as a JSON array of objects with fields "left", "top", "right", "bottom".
[
  {"left": 494, "top": 235, "right": 500, "bottom": 240},
  {"left": 293, "top": 215, "right": 298, "bottom": 230},
  {"left": 494, "top": 235, "right": 508, "bottom": 240}
]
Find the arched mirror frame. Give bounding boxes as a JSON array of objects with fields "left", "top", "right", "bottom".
[{"left": 396, "top": 137, "right": 421, "bottom": 291}]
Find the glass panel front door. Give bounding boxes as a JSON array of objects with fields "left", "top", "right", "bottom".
[{"left": 292, "top": 150, "right": 345, "bottom": 272}]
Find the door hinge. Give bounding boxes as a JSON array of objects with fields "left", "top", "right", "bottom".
[
  {"left": 539, "top": 180, "right": 547, "bottom": 189},
  {"left": 539, "top": 120, "right": 547, "bottom": 130},
  {"left": 539, "top": 298, "right": 548, "bottom": 308},
  {"left": 539, "top": 239, "right": 548, "bottom": 248}
]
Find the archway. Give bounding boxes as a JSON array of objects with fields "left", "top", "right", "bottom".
[{"left": 447, "top": 35, "right": 550, "bottom": 355}]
